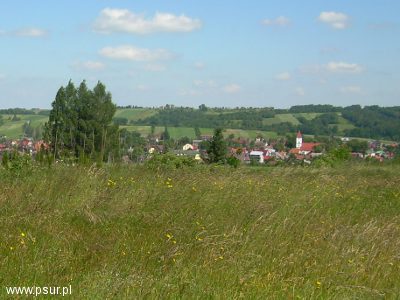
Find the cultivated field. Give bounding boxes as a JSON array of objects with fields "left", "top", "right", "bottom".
[{"left": 1, "top": 164, "right": 399, "bottom": 298}]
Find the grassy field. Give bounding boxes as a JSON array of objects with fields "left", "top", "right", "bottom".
[
  {"left": 0, "top": 114, "right": 48, "bottom": 138},
  {"left": 263, "top": 113, "right": 302, "bottom": 126},
  {"left": 114, "top": 108, "right": 158, "bottom": 122},
  {"left": 1, "top": 164, "right": 400, "bottom": 298}
]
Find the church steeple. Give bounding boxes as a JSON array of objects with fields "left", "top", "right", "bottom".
[{"left": 296, "top": 131, "right": 302, "bottom": 149}]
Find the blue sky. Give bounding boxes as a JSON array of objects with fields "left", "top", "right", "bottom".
[{"left": 0, "top": 0, "right": 399, "bottom": 109}]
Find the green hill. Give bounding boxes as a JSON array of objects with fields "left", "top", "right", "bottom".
[{"left": 1, "top": 105, "right": 399, "bottom": 141}]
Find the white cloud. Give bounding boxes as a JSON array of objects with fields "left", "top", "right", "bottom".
[
  {"left": 262, "top": 16, "right": 290, "bottom": 27},
  {"left": 14, "top": 28, "right": 48, "bottom": 37},
  {"left": 73, "top": 61, "right": 105, "bottom": 71},
  {"left": 340, "top": 86, "right": 362, "bottom": 94},
  {"left": 318, "top": 12, "right": 350, "bottom": 30},
  {"left": 193, "top": 80, "right": 217, "bottom": 88},
  {"left": 275, "top": 72, "right": 291, "bottom": 81},
  {"left": 93, "top": 8, "right": 202, "bottom": 35},
  {"left": 296, "top": 87, "right": 305, "bottom": 97},
  {"left": 194, "top": 62, "right": 205, "bottom": 69},
  {"left": 143, "top": 64, "right": 166, "bottom": 72},
  {"left": 300, "top": 62, "right": 364, "bottom": 75},
  {"left": 99, "top": 45, "right": 174, "bottom": 62},
  {"left": 223, "top": 84, "right": 241, "bottom": 94},
  {"left": 326, "top": 62, "right": 363, "bottom": 73}
]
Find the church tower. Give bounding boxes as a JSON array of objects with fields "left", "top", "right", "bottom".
[{"left": 296, "top": 131, "right": 302, "bottom": 149}]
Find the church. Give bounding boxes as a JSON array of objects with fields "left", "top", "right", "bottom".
[{"left": 290, "top": 131, "right": 321, "bottom": 156}]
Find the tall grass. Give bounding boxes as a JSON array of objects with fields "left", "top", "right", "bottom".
[{"left": 1, "top": 164, "right": 399, "bottom": 298}]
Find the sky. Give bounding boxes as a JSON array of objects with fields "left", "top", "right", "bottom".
[{"left": 0, "top": 0, "right": 399, "bottom": 109}]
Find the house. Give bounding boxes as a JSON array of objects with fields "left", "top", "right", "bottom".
[
  {"left": 249, "top": 151, "right": 264, "bottom": 163},
  {"left": 182, "top": 143, "right": 196, "bottom": 151},
  {"left": 34, "top": 140, "right": 49, "bottom": 152}
]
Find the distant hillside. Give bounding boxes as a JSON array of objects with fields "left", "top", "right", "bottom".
[{"left": 1, "top": 105, "right": 399, "bottom": 141}]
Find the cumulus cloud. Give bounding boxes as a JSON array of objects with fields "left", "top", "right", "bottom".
[
  {"left": 14, "top": 28, "right": 48, "bottom": 37},
  {"left": 73, "top": 61, "right": 105, "bottom": 71},
  {"left": 99, "top": 45, "right": 174, "bottom": 62},
  {"left": 326, "top": 62, "right": 363, "bottom": 73},
  {"left": 318, "top": 12, "right": 350, "bottom": 29},
  {"left": 340, "top": 86, "right": 362, "bottom": 94},
  {"left": 262, "top": 16, "right": 290, "bottom": 27},
  {"left": 275, "top": 72, "right": 291, "bottom": 81},
  {"left": 223, "top": 84, "right": 241, "bottom": 94},
  {"left": 93, "top": 8, "right": 202, "bottom": 34}
]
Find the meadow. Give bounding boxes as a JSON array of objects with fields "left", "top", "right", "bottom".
[{"left": 1, "top": 163, "right": 400, "bottom": 298}]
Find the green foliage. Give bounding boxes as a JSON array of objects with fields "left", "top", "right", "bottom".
[
  {"left": 120, "top": 129, "right": 146, "bottom": 162},
  {"left": 161, "top": 126, "right": 170, "bottom": 141},
  {"left": 1, "top": 151, "right": 33, "bottom": 176},
  {"left": 342, "top": 105, "right": 400, "bottom": 141},
  {"left": 44, "top": 80, "right": 117, "bottom": 161},
  {"left": 226, "top": 156, "right": 240, "bottom": 168},
  {"left": 330, "top": 145, "right": 351, "bottom": 160},
  {"left": 207, "top": 128, "right": 227, "bottom": 163},
  {"left": 346, "top": 139, "right": 369, "bottom": 153},
  {"left": 145, "top": 153, "right": 196, "bottom": 169},
  {"left": 297, "top": 113, "right": 339, "bottom": 136},
  {"left": 112, "top": 117, "right": 128, "bottom": 126},
  {"left": 313, "top": 145, "right": 351, "bottom": 167},
  {"left": 194, "top": 126, "right": 201, "bottom": 139}
]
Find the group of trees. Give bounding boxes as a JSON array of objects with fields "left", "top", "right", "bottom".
[
  {"left": 297, "top": 113, "right": 339, "bottom": 136},
  {"left": 134, "top": 107, "right": 275, "bottom": 130},
  {"left": 44, "top": 80, "right": 119, "bottom": 162},
  {"left": 342, "top": 105, "right": 400, "bottom": 141},
  {"left": 22, "top": 122, "right": 43, "bottom": 140}
]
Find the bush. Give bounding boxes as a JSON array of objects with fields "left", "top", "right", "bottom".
[
  {"left": 145, "top": 153, "right": 196, "bottom": 170},
  {"left": 1, "top": 151, "right": 34, "bottom": 176},
  {"left": 227, "top": 156, "right": 240, "bottom": 168}
]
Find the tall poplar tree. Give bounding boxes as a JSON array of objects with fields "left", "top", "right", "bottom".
[{"left": 44, "top": 80, "right": 117, "bottom": 161}]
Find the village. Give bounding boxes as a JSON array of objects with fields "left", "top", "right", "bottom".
[{"left": 0, "top": 130, "right": 397, "bottom": 165}]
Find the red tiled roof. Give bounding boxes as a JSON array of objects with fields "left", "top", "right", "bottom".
[
  {"left": 297, "top": 131, "right": 302, "bottom": 138},
  {"left": 300, "top": 143, "right": 320, "bottom": 152}
]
